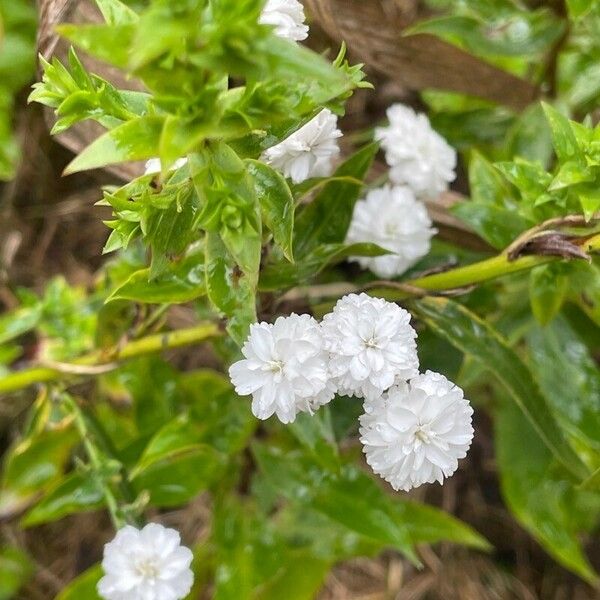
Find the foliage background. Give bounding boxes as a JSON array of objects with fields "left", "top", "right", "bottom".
[{"left": 0, "top": 0, "right": 600, "bottom": 599}]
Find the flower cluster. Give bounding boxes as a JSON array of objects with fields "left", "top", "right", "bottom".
[
  {"left": 259, "top": 0, "right": 309, "bottom": 42},
  {"left": 229, "top": 314, "right": 335, "bottom": 424},
  {"left": 98, "top": 523, "right": 194, "bottom": 600},
  {"left": 359, "top": 371, "right": 474, "bottom": 492},
  {"left": 230, "top": 293, "right": 474, "bottom": 492},
  {"left": 344, "top": 104, "right": 456, "bottom": 279},
  {"left": 345, "top": 185, "right": 436, "bottom": 278},
  {"left": 376, "top": 103, "right": 457, "bottom": 199},
  {"left": 261, "top": 109, "right": 342, "bottom": 183}
]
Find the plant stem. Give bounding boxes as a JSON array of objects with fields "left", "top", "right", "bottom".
[
  {"left": 0, "top": 322, "right": 222, "bottom": 395},
  {"left": 63, "top": 394, "right": 125, "bottom": 529},
  {"left": 308, "top": 234, "right": 600, "bottom": 312}
]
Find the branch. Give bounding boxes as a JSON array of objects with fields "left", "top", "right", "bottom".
[
  {"left": 302, "top": 229, "right": 600, "bottom": 309},
  {"left": 0, "top": 322, "right": 223, "bottom": 395}
]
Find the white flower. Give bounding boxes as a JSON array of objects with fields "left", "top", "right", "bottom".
[
  {"left": 346, "top": 185, "right": 436, "bottom": 278},
  {"left": 376, "top": 104, "right": 457, "bottom": 199},
  {"left": 261, "top": 109, "right": 342, "bottom": 183},
  {"left": 229, "top": 313, "right": 335, "bottom": 423},
  {"left": 98, "top": 523, "right": 194, "bottom": 600},
  {"left": 144, "top": 157, "right": 188, "bottom": 175},
  {"left": 359, "top": 371, "right": 474, "bottom": 492},
  {"left": 259, "top": 0, "right": 309, "bottom": 41},
  {"left": 321, "top": 293, "right": 419, "bottom": 400}
]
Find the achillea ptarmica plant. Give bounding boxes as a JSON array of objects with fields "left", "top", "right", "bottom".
[
  {"left": 376, "top": 104, "right": 457, "bottom": 199},
  {"left": 346, "top": 184, "right": 437, "bottom": 278},
  {"left": 98, "top": 523, "right": 194, "bottom": 600},
  {"left": 359, "top": 371, "right": 474, "bottom": 492}
]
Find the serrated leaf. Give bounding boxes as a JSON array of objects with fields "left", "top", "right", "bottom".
[
  {"left": 542, "top": 102, "right": 585, "bottom": 164},
  {"left": 294, "top": 143, "right": 378, "bottom": 258},
  {"left": 64, "top": 115, "right": 164, "bottom": 174},
  {"left": 108, "top": 252, "right": 206, "bottom": 304},
  {"left": 413, "top": 297, "right": 589, "bottom": 480},
  {"left": 205, "top": 232, "right": 257, "bottom": 345},
  {"left": 246, "top": 160, "right": 294, "bottom": 261}
]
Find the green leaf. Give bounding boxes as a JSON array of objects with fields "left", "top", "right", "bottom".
[
  {"left": 259, "top": 242, "right": 389, "bottom": 291},
  {"left": 57, "top": 23, "right": 135, "bottom": 69},
  {"left": 452, "top": 202, "right": 530, "bottom": 250},
  {"left": 178, "top": 370, "right": 256, "bottom": 455},
  {"left": 527, "top": 318, "right": 600, "bottom": 468},
  {"left": 413, "top": 297, "right": 589, "bottom": 480},
  {"left": 550, "top": 160, "right": 594, "bottom": 190},
  {"left": 95, "top": 0, "right": 138, "bottom": 25},
  {"left": 529, "top": 264, "right": 569, "bottom": 326},
  {"left": 0, "top": 305, "right": 41, "bottom": 345},
  {"left": 542, "top": 103, "right": 585, "bottom": 164},
  {"left": 64, "top": 115, "right": 164, "bottom": 174},
  {"left": 211, "top": 498, "right": 332, "bottom": 600},
  {"left": 506, "top": 103, "right": 553, "bottom": 167},
  {"left": 246, "top": 160, "right": 294, "bottom": 261},
  {"left": 144, "top": 185, "right": 199, "bottom": 278},
  {"left": 205, "top": 232, "right": 257, "bottom": 345},
  {"left": 22, "top": 472, "right": 104, "bottom": 527},
  {"left": 0, "top": 546, "right": 33, "bottom": 600},
  {"left": 453, "top": 152, "right": 531, "bottom": 249},
  {"left": 406, "top": 13, "right": 563, "bottom": 58},
  {"left": 253, "top": 443, "right": 489, "bottom": 565},
  {"left": 131, "top": 426, "right": 225, "bottom": 507},
  {"left": 0, "top": 423, "right": 78, "bottom": 518},
  {"left": 55, "top": 565, "right": 102, "bottom": 600},
  {"left": 294, "top": 143, "right": 378, "bottom": 258},
  {"left": 566, "top": 0, "right": 595, "bottom": 18},
  {"left": 496, "top": 400, "right": 599, "bottom": 585},
  {"left": 108, "top": 252, "right": 206, "bottom": 303}
]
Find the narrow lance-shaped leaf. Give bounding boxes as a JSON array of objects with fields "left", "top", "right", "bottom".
[
  {"left": 294, "top": 142, "right": 378, "bottom": 258},
  {"left": 64, "top": 115, "right": 164, "bottom": 174},
  {"left": 95, "top": 0, "right": 139, "bottom": 25},
  {"left": 259, "top": 242, "right": 389, "bottom": 292},
  {"left": 413, "top": 297, "right": 589, "bottom": 480},
  {"left": 205, "top": 232, "right": 257, "bottom": 346},
  {"left": 246, "top": 159, "right": 295, "bottom": 262},
  {"left": 107, "top": 252, "right": 206, "bottom": 304},
  {"left": 496, "top": 399, "right": 599, "bottom": 585},
  {"left": 542, "top": 102, "right": 585, "bottom": 164}
]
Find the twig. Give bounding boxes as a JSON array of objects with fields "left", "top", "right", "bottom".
[{"left": 0, "top": 322, "right": 223, "bottom": 394}]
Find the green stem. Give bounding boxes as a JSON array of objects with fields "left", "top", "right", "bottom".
[
  {"left": 63, "top": 394, "right": 125, "bottom": 529},
  {"left": 372, "top": 253, "right": 553, "bottom": 300},
  {"left": 0, "top": 322, "right": 222, "bottom": 395},
  {"left": 312, "top": 234, "right": 600, "bottom": 312}
]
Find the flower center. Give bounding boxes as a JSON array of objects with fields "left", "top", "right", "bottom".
[
  {"left": 364, "top": 336, "right": 379, "bottom": 349},
  {"left": 267, "top": 359, "right": 284, "bottom": 373},
  {"left": 136, "top": 558, "right": 160, "bottom": 579},
  {"left": 384, "top": 222, "right": 398, "bottom": 236},
  {"left": 414, "top": 423, "right": 435, "bottom": 445}
]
